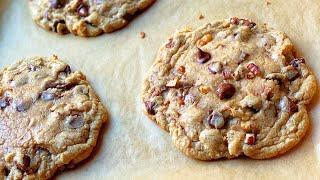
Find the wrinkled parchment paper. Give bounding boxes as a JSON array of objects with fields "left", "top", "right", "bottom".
[{"left": 1, "top": 0, "right": 320, "bottom": 179}]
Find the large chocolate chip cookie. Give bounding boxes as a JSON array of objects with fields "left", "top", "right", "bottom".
[
  {"left": 29, "top": 0, "right": 155, "bottom": 36},
  {"left": 142, "top": 18, "right": 317, "bottom": 160},
  {"left": 0, "top": 56, "right": 107, "bottom": 179}
]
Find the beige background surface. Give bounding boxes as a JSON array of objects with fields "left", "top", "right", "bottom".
[{"left": 0, "top": 0, "right": 320, "bottom": 179}]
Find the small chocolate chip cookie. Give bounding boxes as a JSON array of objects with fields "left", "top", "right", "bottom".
[
  {"left": 0, "top": 56, "right": 107, "bottom": 179},
  {"left": 29, "top": 0, "right": 155, "bottom": 36},
  {"left": 142, "top": 18, "right": 317, "bottom": 160}
]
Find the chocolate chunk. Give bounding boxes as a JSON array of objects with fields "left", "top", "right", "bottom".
[
  {"left": 50, "top": 0, "right": 66, "bottom": 9},
  {"left": 15, "top": 155, "right": 31, "bottom": 173},
  {"left": 68, "top": 115, "right": 84, "bottom": 129},
  {"left": 145, "top": 101, "right": 156, "bottom": 115},
  {"left": 63, "top": 65, "right": 71, "bottom": 74},
  {"left": 195, "top": 48, "right": 211, "bottom": 64},
  {"left": 58, "top": 65, "right": 72, "bottom": 78},
  {"left": 247, "top": 63, "right": 260, "bottom": 75},
  {"left": 216, "top": 83, "right": 236, "bottom": 100},
  {"left": 290, "top": 57, "right": 305, "bottom": 68},
  {"left": 41, "top": 90, "right": 57, "bottom": 101},
  {"left": 0, "top": 96, "right": 11, "bottom": 109},
  {"left": 207, "top": 112, "right": 225, "bottom": 129},
  {"left": 45, "top": 81, "right": 77, "bottom": 90},
  {"left": 77, "top": 4, "right": 89, "bottom": 17},
  {"left": 14, "top": 99, "right": 31, "bottom": 112}
]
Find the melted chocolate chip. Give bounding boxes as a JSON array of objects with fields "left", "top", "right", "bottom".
[
  {"left": 41, "top": 90, "right": 57, "bottom": 101},
  {"left": 290, "top": 57, "right": 305, "bottom": 68},
  {"left": 45, "top": 82, "right": 77, "bottom": 91},
  {"left": 207, "top": 112, "right": 225, "bottom": 129},
  {"left": 216, "top": 83, "right": 236, "bottom": 100},
  {"left": 77, "top": 4, "right": 89, "bottom": 17},
  {"left": 286, "top": 67, "right": 300, "bottom": 81},
  {"left": 4, "top": 167, "right": 10, "bottom": 176},
  {"left": 28, "top": 64, "right": 39, "bottom": 71},
  {"left": 15, "top": 99, "right": 31, "bottom": 112},
  {"left": 15, "top": 155, "right": 31, "bottom": 173},
  {"left": 195, "top": 48, "right": 211, "bottom": 64},
  {"left": 145, "top": 101, "right": 156, "bottom": 115},
  {"left": 50, "top": 0, "right": 66, "bottom": 9},
  {"left": 63, "top": 65, "right": 71, "bottom": 74},
  {"left": 68, "top": 115, "right": 84, "bottom": 129},
  {"left": 0, "top": 96, "right": 11, "bottom": 109}
]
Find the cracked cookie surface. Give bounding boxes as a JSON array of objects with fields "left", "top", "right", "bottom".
[
  {"left": 0, "top": 56, "right": 107, "bottom": 179},
  {"left": 28, "top": 0, "right": 155, "bottom": 36},
  {"left": 142, "top": 18, "right": 317, "bottom": 160}
]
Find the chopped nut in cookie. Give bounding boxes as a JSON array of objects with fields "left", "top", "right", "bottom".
[
  {"left": 166, "top": 78, "right": 179, "bottom": 88},
  {"left": 245, "top": 133, "right": 255, "bottom": 145},
  {"left": 199, "top": 85, "right": 211, "bottom": 94},
  {"left": 198, "top": 34, "right": 213, "bottom": 46},
  {"left": 142, "top": 18, "right": 317, "bottom": 161},
  {"left": 278, "top": 96, "right": 298, "bottom": 113}
]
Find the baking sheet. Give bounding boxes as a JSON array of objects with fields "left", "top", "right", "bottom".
[{"left": 1, "top": 0, "right": 320, "bottom": 179}]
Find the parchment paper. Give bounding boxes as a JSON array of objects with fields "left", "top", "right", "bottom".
[{"left": 0, "top": 0, "right": 320, "bottom": 179}]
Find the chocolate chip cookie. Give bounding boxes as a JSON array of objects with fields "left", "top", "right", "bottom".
[
  {"left": 29, "top": 0, "right": 155, "bottom": 36},
  {"left": 0, "top": 56, "right": 107, "bottom": 179},
  {"left": 142, "top": 18, "right": 317, "bottom": 160}
]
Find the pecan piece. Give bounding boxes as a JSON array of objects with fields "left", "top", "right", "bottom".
[
  {"left": 279, "top": 96, "right": 298, "bottom": 113},
  {"left": 247, "top": 63, "right": 260, "bottom": 75},
  {"left": 245, "top": 133, "right": 255, "bottom": 145},
  {"left": 198, "top": 34, "right": 213, "bottom": 46}
]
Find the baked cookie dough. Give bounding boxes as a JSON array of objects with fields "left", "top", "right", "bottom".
[
  {"left": 29, "top": 0, "right": 155, "bottom": 36},
  {"left": 0, "top": 56, "right": 107, "bottom": 179},
  {"left": 142, "top": 17, "right": 317, "bottom": 160}
]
